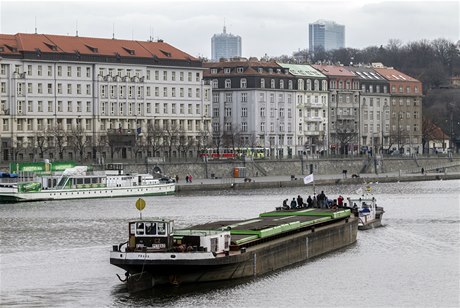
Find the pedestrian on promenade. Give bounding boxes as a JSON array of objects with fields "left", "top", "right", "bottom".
[
  {"left": 185, "top": 175, "right": 189, "bottom": 183},
  {"left": 175, "top": 175, "right": 179, "bottom": 183}
]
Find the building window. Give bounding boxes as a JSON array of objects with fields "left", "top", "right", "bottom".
[
  {"left": 271, "top": 79, "right": 275, "bottom": 88},
  {"left": 240, "top": 78, "right": 247, "bottom": 88},
  {"left": 241, "top": 93, "right": 247, "bottom": 102},
  {"left": 242, "top": 107, "right": 247, "bottom": 117},
  {"left": 225, "top": 79, "right": 231, "bottom": 89},
  {"left": 242, "top": 122, "right": 247, "bottom": 132},
  {"left": 261, "top": 79, "right": 265, "bottom": 88}
]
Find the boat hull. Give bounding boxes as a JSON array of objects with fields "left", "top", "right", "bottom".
[
  {"left": 0, "top": 183, "right": 175, "bottom": 203},
  {"left": 110, "top": 218, "right": 358, "bottom": 291}
]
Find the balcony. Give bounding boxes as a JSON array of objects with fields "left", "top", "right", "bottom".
[
  {"left": 304, "top": 116, "right": 323, "bottom": 122},
  {"left": 336, "top": 114, "right": 355, "bottom": 120},
  {"left": 304, "top": 131, "right": 321, "bottom": 136},
  {"left": 305, "top": 102, "right": 324, "bottom": 108}
]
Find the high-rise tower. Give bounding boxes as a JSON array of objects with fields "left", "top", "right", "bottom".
[
  {"left": 309, "top": 20, "right": 345, "bottom": 53},
  {"left": 211, "top": 25, "right": 242, "bottom": 61}
]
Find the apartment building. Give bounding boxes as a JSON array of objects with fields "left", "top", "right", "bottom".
[
  {"left": 345, "top": 66, "right": 390, "bottom": 154},
  {"left": 277, "top": 63, "right": 329, "bottom": 155},
  {"left": 203, "top": 59, "right": 299, "bottom": 158},
  {"left": 312, "top": 64, "right": 360, "bottom": 155},
  {"left": 0, "top": 33, "right": 211, "bottom": 163},
  {"left": 373, "top": 65, "right": 423, "bottom": 154}
]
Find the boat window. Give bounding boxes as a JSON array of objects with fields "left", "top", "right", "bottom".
[
  {"left": 145, "top": 222, "right": 156, "bottom": 235},
  {"left": 136, "top": 222, "right": 145, "bottom": 235},
  {"left": 130, "top": 223, "right": 136, "bottom": 235},
  {"left": 157, "top": 222, "right": 167, "bottom": 235},
  {"left": 77, "top": 178, "right": 83, "bottom": 185},
  {"left": 84, "top": 178, "right": 91, "bottom": 184}
]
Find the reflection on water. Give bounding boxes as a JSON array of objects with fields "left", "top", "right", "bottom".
[{"left": 1, "top": 180, "right": 459, "bottom": 307}]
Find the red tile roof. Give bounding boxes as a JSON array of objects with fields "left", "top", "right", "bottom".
[
  {"left": 373, "top": 67, "right": 419, "bottom": 82},
  {"left": 1, "top": 33, "right": 197, "bottom": 61},
  {"left": 0, "top": 34, "right": 20, "bottom": 55},
  {"left": 311, "top": 64, "right": 355, "bottom": 77}
]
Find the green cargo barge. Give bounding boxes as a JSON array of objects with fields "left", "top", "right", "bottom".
[{"left": 110, "top": 207, "right": 358, "bottom": 292}]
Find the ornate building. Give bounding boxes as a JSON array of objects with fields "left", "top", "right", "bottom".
[{"left": 0, "top": 33, "right": 211, "bottom": 163}]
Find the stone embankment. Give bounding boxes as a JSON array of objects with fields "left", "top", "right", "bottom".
[{"left": 175, "top": 172, "right": 460, "bottom": 193}]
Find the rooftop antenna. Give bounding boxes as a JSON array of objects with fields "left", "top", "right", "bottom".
[
  {"left": 149, "top": 25, "right": 153, "bottom": 42},
  {"left": 76, "top": 20, "right": 79, "bottom": 37},
  {"left": 112, "top": 23, "right": 115, "bottom": 39},
  {"left": 34, "top": 16, "right": 37, "bottom": 34},
  {"left": 223, "top": 18, "right": 226, "bottom": 34}
]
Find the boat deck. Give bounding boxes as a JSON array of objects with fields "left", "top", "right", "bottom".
[{"left": 188, "top": 208, "right": 352, "bottom": 248}]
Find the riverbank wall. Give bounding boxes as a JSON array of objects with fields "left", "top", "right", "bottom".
[{"left": 118, "top": 156, "right": 460, "bottom": 180}]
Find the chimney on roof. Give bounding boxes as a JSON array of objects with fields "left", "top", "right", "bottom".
[{"left": 157, "top": 39, "right": 164, "bottom": 43}]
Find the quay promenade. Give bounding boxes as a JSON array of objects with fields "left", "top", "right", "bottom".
[{"left": 175, "top": 170, "right": 460, "bottom": 193}]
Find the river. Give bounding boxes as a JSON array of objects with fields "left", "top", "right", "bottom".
[{"left": 1, "top": 180, "right": 459, "bottom": 307}]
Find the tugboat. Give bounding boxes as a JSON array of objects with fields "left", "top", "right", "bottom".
[
  {"left": 110, "top": 199, "right": 358, "bottom": 292},
  {"left": 347, "top": 197, "right": 384, "bottom": 230}
]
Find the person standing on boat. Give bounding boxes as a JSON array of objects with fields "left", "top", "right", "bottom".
[
  {"left": 185, "top": 175, "right": 189, "bottom": 183},
  {"left": 189, "top": 174, "right": 193, "bottom": 183},
  {"left": 290, "top": 198, "right": 297, "bottom": 209},
  {"left": 307, "top": 195, "right": 313, "bottom": 208},
  {"left": 338, "top": 195, "right": 344, "bottom": 207},
  {"left": 312, "top": 196, "right": 318, "bottom": 208},
  {"left": 297, "top": 195, "right": 304, "bottom": 208}
]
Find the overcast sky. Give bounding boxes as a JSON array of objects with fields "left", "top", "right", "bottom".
[{"left": 0, "top": 0, "right": 458, "bottom": 58}]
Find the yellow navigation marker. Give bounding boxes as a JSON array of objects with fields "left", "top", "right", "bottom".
[{"left": 136, "top": 198, "right": 146, "bottom": 211}]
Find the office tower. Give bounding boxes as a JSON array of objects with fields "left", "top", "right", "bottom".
[
  {"left": 211, "top": 25, "right": 242, "bottom": 61},
  {"left": 309, "top": 20, "right": 345, "bottom": 53}
]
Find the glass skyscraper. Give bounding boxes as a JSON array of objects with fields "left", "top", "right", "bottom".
[
  {"left": 211, "top": 26, "right": 242, "bottom": 61},
  {"left": 309, "top": 20, "right": 345, "bottom": 53}
]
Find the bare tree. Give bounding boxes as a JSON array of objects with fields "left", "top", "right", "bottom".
[
  {"left": 334, "top": 122, "right": 358, "bottom": 155},
  {"left": 68, "top": 126, "right": 89, "bottom": 162},
  {"left": 176, "top": 130, "right": 195, "bottom": 160},
  {"left": 49, "top": 125, "right": 66, "bottom": 160},
  {"left": 34, "top": 130, "right": 48, "bottom": 160},
  {"left": 161, "top": 122, "right": 180, "bottom": 161},
  {"left": 94, "top": 133, "right": 108, "bottom": 165},
  {"left": 146, "top": 122, "right": 162, "bottom": 157}
]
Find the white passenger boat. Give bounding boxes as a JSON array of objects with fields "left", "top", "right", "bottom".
[
  {"left": 0, "top": 166, "right": 175, "bottom": 203},
  {"left": 347, "top": 197, "right": 384, "bottom": 230}
]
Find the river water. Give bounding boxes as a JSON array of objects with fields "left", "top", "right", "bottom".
[{"left": 1, "top": 180, "right": 459, "bottom": 307}]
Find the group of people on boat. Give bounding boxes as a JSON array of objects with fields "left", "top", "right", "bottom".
[{"left": 281, "top": 191, "right": 349, "bottom": 211}]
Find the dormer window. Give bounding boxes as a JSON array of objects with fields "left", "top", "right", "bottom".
[
  {"left": 85, "top": 44, "right": 98, "bottom": 53},
  {"left": 224, "top": 68, "right": 231, "bottom": 74},
  {"left": 123, "top": 47, "right": 135, "bottom": 55},
  {"left": 211, "top": 69, "right": 217, "bottom": 74},
  {"left": 237, "top": 67, "right": 244, "bottom": 73},
  {"left": 258, "top": 68, "right": 263, "bottom": 73},
  {"left": 160, "top": 50, "right": 171, "bottom": 57},
  {"left": 268, "top": 68, "right": 273, "bottom": 74},
  {"left": 44, "top": 42, "right": 57, "bottom": 51}
]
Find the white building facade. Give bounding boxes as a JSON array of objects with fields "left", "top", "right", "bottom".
[
  {"left": 0, "top": 33, "right": 211, "bottom": 163},
  {"left": 204, "top": 60, "right": 300, "bottom": 158},
  {"left": 278, "top": 63, "right": 329, "bottom": 156}
]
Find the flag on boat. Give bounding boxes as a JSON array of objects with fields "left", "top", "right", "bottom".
[
  {"left": 303, "top": 173, "right": 314, "bottom": 185},
  {"left": 136, "top": 127, "right": 142, "bottom": 135}
]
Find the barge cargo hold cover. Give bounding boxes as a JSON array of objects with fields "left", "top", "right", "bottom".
[{"left": 110, "top": 208, "right": 358, "bottom": 292}]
